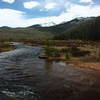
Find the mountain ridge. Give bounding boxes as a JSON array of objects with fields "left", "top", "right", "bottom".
[{"left": 0, "top": 16, "right": 99, "bottom": 41}]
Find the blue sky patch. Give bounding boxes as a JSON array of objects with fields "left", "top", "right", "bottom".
[{"left": 0, "top": 0, "right": 100, "bottom": 27}]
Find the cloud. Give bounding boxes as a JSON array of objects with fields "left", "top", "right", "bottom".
[
  {"left": 44, "top": 2, "right": 58, "bottom": 10},
  {"left": 0, "top": 3, "right": 100, "bottom": 27},
  {"left": 80, "top": 0, "right": 93, "bottom": 3},
  {"left": 41, "top": 0, "right": 69, "bottom": 11},
  {"left": 23, "top": 1, "right": 40, "bottom": 9},
  {"left": 2, "top": 0, "right": 15, "bottom": 4},
  {"left": 24, "top": 3, "right": 100, "bottom": 26},
  {"left": 67, "top": 4, "right": 100, "bottom": 17},
  {"left": 0, "top": 9, "right": 25, "bottom": 27},
  {"left": 28, "top": 4, "right": 100, "bottom": 26}
]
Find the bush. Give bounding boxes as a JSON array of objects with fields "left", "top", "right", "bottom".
[
  {"left": 45, "top": 46, "right": 56, "bottom": 57},
  {"left": 65, "top": 53, "right": 72, "bottom": 59}
]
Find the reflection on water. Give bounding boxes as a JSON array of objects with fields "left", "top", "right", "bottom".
[{"left": 0, "top": 42, "right": 100, "bottom": 100}]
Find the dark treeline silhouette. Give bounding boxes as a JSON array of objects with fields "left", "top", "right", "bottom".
[{"left": 53, "top": 16, "right": 100, "bottom": 41}]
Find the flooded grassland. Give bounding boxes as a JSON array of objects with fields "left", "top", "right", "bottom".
[{"left": 0, "top": 42, "right": 100, "bottom": 100}]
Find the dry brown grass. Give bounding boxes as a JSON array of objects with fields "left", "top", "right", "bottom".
[
  {"left": 25, "top": 40, "right": 100, "bottom": 70},
  {"left": 0, "top": 42, "right": 15, "bottom": 52}
]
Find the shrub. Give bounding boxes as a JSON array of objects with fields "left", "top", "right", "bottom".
[
  {"left": 45, "top": 46, "right": 55, "bottom": 57},
  {"left": 65, "top": 53, "right": 72, "bottom": 59}
]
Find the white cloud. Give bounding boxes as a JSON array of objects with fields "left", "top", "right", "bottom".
[
  {"left": 44, "top": 2, "right": 58, "bottom": 10},
  {"left": 67, "top": 4, "right": 100, "bottom": 17},
  {"left": 0, "top": 4, "right": 100, "bottom": 27},
  {"left": 23, "top": 1, "right": 40, "bottom": 9},
  {"left": 41, "top": 0, "right": 68, "bottom": 11},
  {"left": 24, "top": 4, "right": 100, "bottom": 26},
  {"left": 80, "top": 0, "right": 93, "bottom": 3},
  {"left": 0, "top": 9, "right": 25, "bottom": 27},
  {"left": 2, "top": 0, "right": 15, "bottom": 4}
]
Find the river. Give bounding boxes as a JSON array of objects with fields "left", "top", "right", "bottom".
[{"left": 0, "top": 42, "right": 100, "bottom": 100}]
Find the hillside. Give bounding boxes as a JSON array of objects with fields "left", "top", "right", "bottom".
[
  {"left": 53, "top": 16, "right": 100, "bottom": 41},
  {"left": 29, "top": 17, "right": 92, "bottom": 34},
  {"left": 0, "top": 16, "right": 99, "bottom": 41},
  {"left": 0, "top": 17, "right": 87, "bottom": 41},
  {"left": 0, "top": 27, "right": 53, "bottom": 41}
]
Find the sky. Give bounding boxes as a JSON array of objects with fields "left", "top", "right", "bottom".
[{"left": 0, "top": 0, "right": 100, "bottom": 27}]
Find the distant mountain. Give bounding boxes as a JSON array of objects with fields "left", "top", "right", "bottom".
[
  {"left": 53, "top": 16, "right": 100, "bottom": 40},
  {"left": 28, "top": 17, "right": 94, "bottom": 34},
  {"left": 41, "top": 22, "right": 56, "bottom": 27},
  {"left": 28, "top": 24, "right": 42, "bottom": 28},
  {"left": 0, "top": 26, "right": 11, "bottom": 29},
  {"left": 0, "top": 16, "right": 99, "bottom": 41}
]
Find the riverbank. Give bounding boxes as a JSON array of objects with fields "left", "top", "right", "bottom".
[
  {"left": 0, "top": 40, "right": 100, "bottom": 71},
  {"left": 0, "top": 42, "right": 15, "bottom": 52},
  {"left": 24, "top": 40, "right": 100, "bottom": 70}
]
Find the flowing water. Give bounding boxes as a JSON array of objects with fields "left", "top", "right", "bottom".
[{"left": 0, "top": 42, "right": 100, "bottom": 100}]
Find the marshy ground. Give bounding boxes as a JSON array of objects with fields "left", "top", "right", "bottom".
[
  {"left": 25, "top": 40, "right": 100, "bottom": 70},
  {"left": 0, "top": 42, "right": 15, "bottom": 52},
  {"left": 0, "top": 41, "right": 100, "bottom": 100}
]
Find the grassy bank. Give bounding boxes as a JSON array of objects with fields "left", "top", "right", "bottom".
[
  {"left": 0, "top": 40, "right": 100, "bottom": 70},
  {"left": 25, "top": 40, "right": 100, "bottom": 70},
  {"left": 0, "top": 42, "right": 15, "bottom": 52}
]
